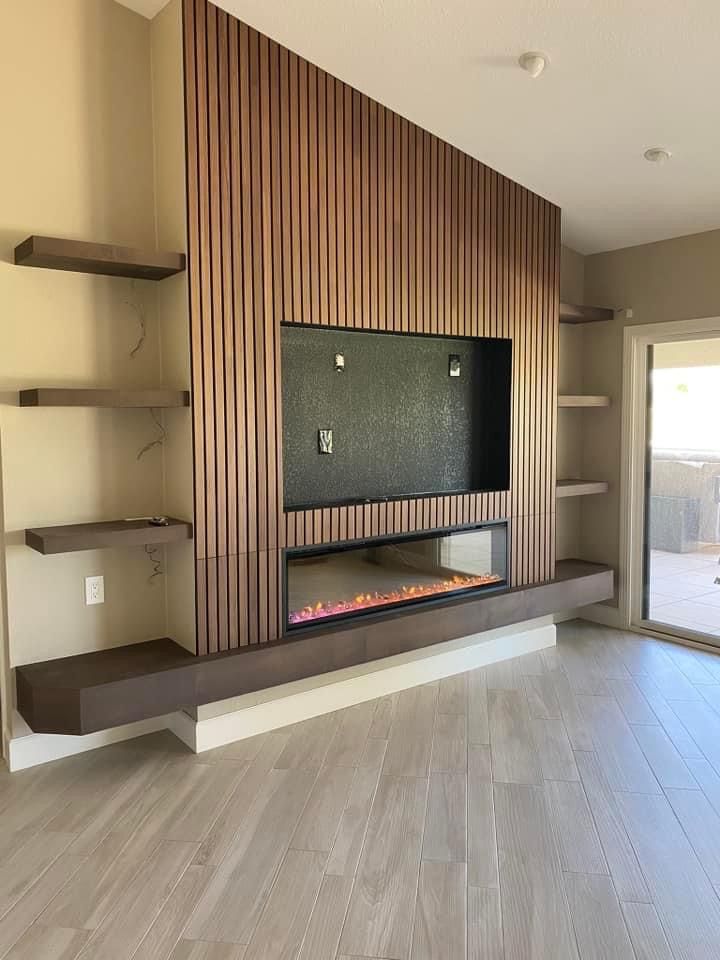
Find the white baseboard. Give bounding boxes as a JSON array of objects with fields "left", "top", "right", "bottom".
[
  {"left": 576, "top": 602, "right": 625, "bottom": 629},
  {"left": 6, "top": 711, "right": 176, "bottom": 773},
  {"left": 5, "top": 617, "right": 556, "bottom": 770},
  {"left": 191, "top": 619, "right": 556, "bottom": 753}
]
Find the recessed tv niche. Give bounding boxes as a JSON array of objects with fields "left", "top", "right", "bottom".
[{"left": 281, "top": 324, "right": 512, "bottom": 510}]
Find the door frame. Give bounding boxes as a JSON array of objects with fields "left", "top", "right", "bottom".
[{"left": 621, "top": 315, "right": 720, "bottom": 640}]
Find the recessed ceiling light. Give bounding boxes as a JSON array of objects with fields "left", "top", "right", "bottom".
[
  {"left": 518, "top": 51, "right": 548, "bottom": 79},
  {"left": 644, "top": 147, "right": 672, "bottom": 164}
]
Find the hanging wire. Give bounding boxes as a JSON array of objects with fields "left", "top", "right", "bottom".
[
  {"left": 136, "top": 408, "right": 166, "bottom": 461},
  {"left": 144, "top": 544, "right": 163, "bottom": 586},
  {"left": 122, "top": 281, "right": 147, "bottom": 359}
]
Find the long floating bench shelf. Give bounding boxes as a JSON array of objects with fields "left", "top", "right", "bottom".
[
  {"left": 16, "top": 559, "right": 613, "bottom": 735},
  {"left": 558, "top": 395, "right": 610, "bottom": 408},
  {"left": 25, "top": 517, "right": 193, "bottom": 555},
  {"left": 556, "top": 479, "right": 609, "bottom": 498},
  {"left": 19, "top": 388, "right": 190, "bottom": 408},
  {"left": 14, "top": 235, "right": 186, "bottom": 281},
  {"left": 560, "top": 301, "right": 613, "bottom": 324}
]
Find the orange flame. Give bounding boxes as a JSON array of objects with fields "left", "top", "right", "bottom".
[{"left": 289, "top": 571, "right": 503, "bottom": 625}]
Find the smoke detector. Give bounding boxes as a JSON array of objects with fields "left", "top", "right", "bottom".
[
  {"left": 518, "top": 51, "right": 548, "bottom": 79},
  {"left": 644, "top": 147, "right": 672, "bottom": 164}
]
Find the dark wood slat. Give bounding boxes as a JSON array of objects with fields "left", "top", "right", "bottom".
[
  {"left": 16, "top": 561, "right": 613, "bottom": 735},
  {"left": 25, "top": 518, "right": 193, "bottom": 555},
  {"left": 560, "top": 301, "right": 613, "bottom": 324},
  {"left": 185, "top": 1, "right": 560, "bottom": 650},
  {"left": 18, "top": 389, "right": 189, "bottom": 408},
  {"left": 13, "top": 236, "right": 185, "bottom": 280}
]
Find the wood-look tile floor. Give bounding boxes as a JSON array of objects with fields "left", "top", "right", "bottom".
[{"left": 6, "top": 620, "right": 720, "bottom": 958}]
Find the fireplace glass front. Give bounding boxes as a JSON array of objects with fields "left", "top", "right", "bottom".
[{"left": 286, "top": 521, "right": 507, "bottom": 630}]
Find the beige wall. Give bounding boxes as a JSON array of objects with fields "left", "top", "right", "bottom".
[
  {"left": 570, "top": 230, "right": 720, "bottom": 602},
  {"left": 556, "top": 246, "right": 586, "bottom": 561},
  {"left": 151, "top": 0, "right": 196, "bottom": 652},
  {"left": 0, "top": 0, "right": 193, "bottom": 746}
]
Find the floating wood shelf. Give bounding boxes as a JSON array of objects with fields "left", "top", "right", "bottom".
[
  {"left": 25, "top": 517, "right": 193, "bottom": 555},
  {"left": 560, "top": 301, "right": 613, "bottom": 324},
  {"left": 558, "top": 395, "right": 610, "bottom": 408},
  {"left": 15, "top": 559, "right": 613, "bottom": 735},
  {"left": 19, "top": 388, "right": 190, "bottom": 408},
  {"left": 14, "top": 236, "right": 186, "bottom": 281},
  {"left": 556, "top": 480, "right": 609, "bottom": 499}
]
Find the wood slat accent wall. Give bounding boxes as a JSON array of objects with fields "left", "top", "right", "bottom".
[{"left": 183, "top": 0, "right": 560, "bottom": 654}]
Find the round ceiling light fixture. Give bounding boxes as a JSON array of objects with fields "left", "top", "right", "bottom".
[
  {"left": 644, "top": 147, "right": 672, "bottom": 164},
  {"left": 518, "top": 51, "right": 548, "bottom": 78}
]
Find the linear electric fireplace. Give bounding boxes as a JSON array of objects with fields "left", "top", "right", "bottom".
[{"left": 286, "top": 521, "right": 507, "bottom": 630}]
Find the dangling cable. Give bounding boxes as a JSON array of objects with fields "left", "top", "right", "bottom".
[
  {"left": 136, "top": 408, "right": 166, "bottom": 461},
  {"left": 144, "top": 544, "right": 163, "bottom": 586},
  {"left": 123, "top": 281, "right": 147, "bottom": 359}
]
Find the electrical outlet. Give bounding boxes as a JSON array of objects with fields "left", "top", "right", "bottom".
[{"left": 85, "top": 575, "right": 104, "bottom": 606}]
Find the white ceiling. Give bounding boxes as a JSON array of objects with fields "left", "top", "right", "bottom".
[{"left": 126, "top": 0, "right": 720, "bottom": 255}]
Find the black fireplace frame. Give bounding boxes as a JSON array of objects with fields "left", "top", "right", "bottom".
[{"left": 283, "top": 518, "right": 510, "bottom": 634}]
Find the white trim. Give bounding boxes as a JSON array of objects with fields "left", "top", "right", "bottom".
[
  {"left": 621, "top": 315, "right": 720, "bottom": 632},
  {"left": 190, "top": 621, "right": 556, "bottom": 753},
  {"left": 6, "top": 710, "right": 175, "bottom": 773},
  {"left": 5, "top": 617, "right": 555, "bottom": 770}
]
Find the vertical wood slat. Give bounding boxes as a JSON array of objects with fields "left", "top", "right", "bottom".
[{"left": 184, "top": 0, "right": 560, "bottom": 652}]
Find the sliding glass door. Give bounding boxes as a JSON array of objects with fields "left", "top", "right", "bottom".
[{"left": 643, "top": 338, "right": 720, "bottom": 643}]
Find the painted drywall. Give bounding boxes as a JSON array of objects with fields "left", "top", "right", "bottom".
[
  {"left": 581, "top": 229, "right": 720, "bottom": 601},
  {"left": 0, "top": 0, "right": 170, "bottom": 718},
  {"left": 151, "top": 0, "right": 195, "bottom": 652},
  {"left": 556, "top": 245, "right": 586, "bottom": 561}
]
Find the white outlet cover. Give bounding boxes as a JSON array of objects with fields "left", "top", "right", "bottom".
[{"left": 85, "top": 575, "right": 105, "bottom": 606}]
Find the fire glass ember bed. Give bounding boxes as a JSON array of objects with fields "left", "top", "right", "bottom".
[{"left": 285, "top": 521, "right": 507, "bottom": 630}]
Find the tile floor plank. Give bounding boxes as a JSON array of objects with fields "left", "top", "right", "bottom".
[
  {"left": 630, "top": 722, "right": 698, "bottom": 790},
  {"left": 325, "top": 742, "right": 387, "bottom": 878},
  {"left": 339, "top": 775, "right": 428, "bottom": 960},
  {"left": 383, "top": 684, "right": 438, "bottom": 777},
  {"left": 184, "top": 768, "right": 316, "bottom": 945},
  {"left": 544, "top": 780, "right": 608, "bottom": 875},
  {"left": 621, "top": 901, "right": 675, "bottom": 960},
  {"left": 273, "top": 714, "right": 339, "bottom": 771},
  {"left": 563, "top": 873, "right": 635, "bottom": 960},
  {"left": 0, "top": 853, "right": 86, "bottom": 958},
  {"left": 467, "top": 886, "right": 504, "bottom": 960},
  {"left": 0, "top": 832, "right": 75, "bottom": 921},
  {"left": 633, "top": 676, "right": 704, "bottom": 759},
  {"left": 411, "top": 861, "right": 466, "bottom": 960},
  {"left": 523, "top": 675, "right": 561, "bottom": 720},
  {"left": 605, "top": 678, "right": 658, "bottom": 725},
  {"left": 665, "top": 787, "right": 720, "bottom": 885},
  {"left": 438, "top": 673, "right": 468, "bottom": 715},
  {"left": 493, "top": 782, "right": 578, "bottom": 960},
  {"left": 4, "top": 924, "right": 89, "bottom": 960},
  {"left": 296, "top": 874, "right": 353, "bottom": 960},
  {"left": 422, "top": 773, "right": 466, "bottom": 863},
  {"left": 468, "top": 745, "right": 498, "bottom": 888},
  {"left": 77, "top": 840, "right": 198, "bottom": 960},
  {"left": 617, "top": 790, "right": 720, "bottom": 960},
  {"left": 290, "top": 765, "right": 355, "bottom": 853},
  {"left": 467, "top": 669, "right": 489, "bottom": 744},
  {"left": 430, "top": 713, "right": 467, "bottom": 774},
  {"left": 243, "top": 848, "right": 325, "bottom": 960},
  {"left": 531, "top": 717, "right": 579, "bottom": 781},
  {"left": 323, "top": 702, "right": 377, "bottom": 768},
  {"left": 133, "top": 864, "right": 213, "bottom": 960},
  {"left": 578, "top": 695, "right": 661, "bottom": 794},
  {"left": 489, "top": 690, "right": 542, "bottom": 785},
  {"left": 574, "top": 751, "right": 650, "bottom": 903},
  {"left": 547, "top": 669, "right": 595, "bottom": 752},
  {"left": 170, "top": 942, "right": 246, "bottom": 959}
]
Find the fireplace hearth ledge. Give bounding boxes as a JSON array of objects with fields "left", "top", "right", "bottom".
[{"left": 13, "top": 560, "right": 613, "bottom": 753}]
